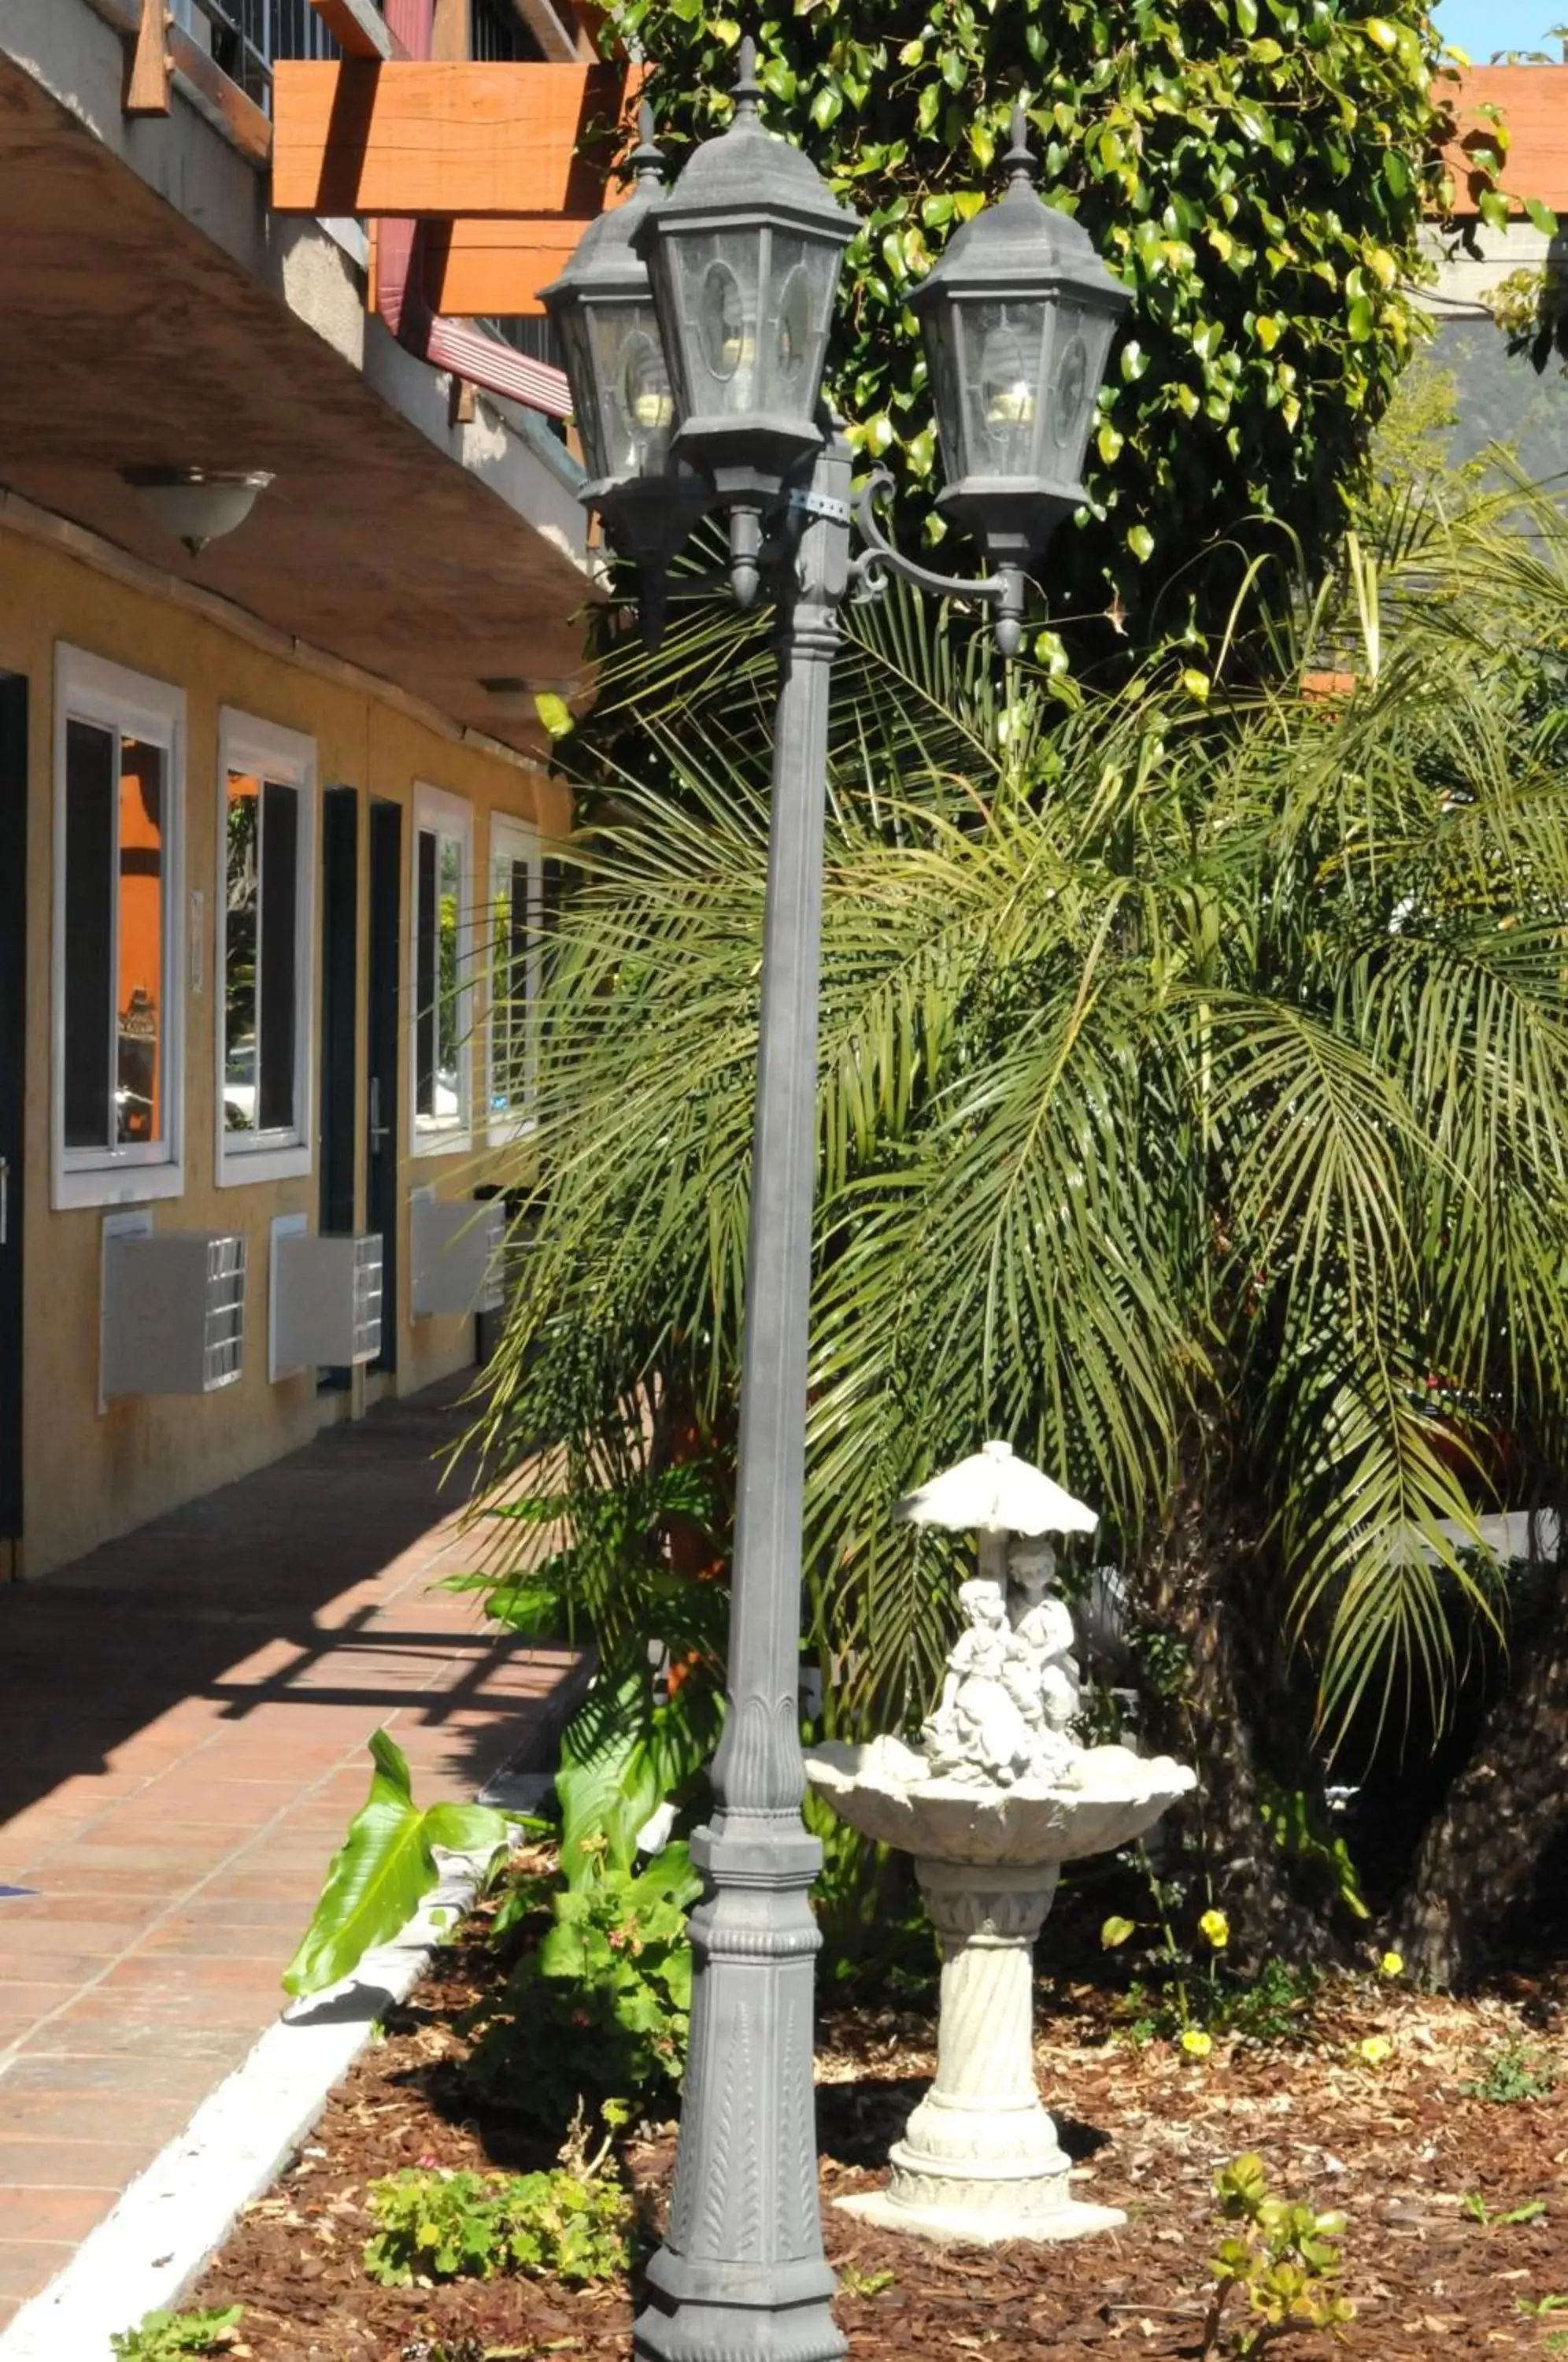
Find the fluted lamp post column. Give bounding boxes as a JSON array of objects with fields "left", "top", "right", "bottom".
[{"left": 542, "top": 52, "right": 1128, "bottom": 2362}]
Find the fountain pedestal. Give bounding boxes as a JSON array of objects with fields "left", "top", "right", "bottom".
[{"left": 839, "top": 1860, "right": 1124, "bottom": 2245}]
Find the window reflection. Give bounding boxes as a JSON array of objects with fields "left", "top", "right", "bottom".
[
  {"left": 224, "top": 768, "right": 301, "bottom": 1139},
  {"left": 416, "top": 823, "right": 467, "bottom": 1133}
]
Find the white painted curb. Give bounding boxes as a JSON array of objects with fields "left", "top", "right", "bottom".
[{"left": 0, "top": 1848, "right": 496, "bottom": 2362}]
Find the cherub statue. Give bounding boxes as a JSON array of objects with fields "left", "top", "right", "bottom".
[
  {"left": 1007, "top": 1537, "right": 1082, "bottom": 1742},
  {"left": 922, "top": 1579, "right": 1034, "bottom": 1786}
]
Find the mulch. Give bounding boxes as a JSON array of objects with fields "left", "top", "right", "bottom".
[{"left": 189, "top": 1927, "right": 1568, "bottom": 2362}]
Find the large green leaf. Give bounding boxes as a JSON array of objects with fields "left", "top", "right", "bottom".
[{"left": 282, "top": 1732, "right": 508, "bottom": 1998}]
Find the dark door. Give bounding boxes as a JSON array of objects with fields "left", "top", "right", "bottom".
[
  {"left": 367, "top": 798, "right": 401, "bottom": 1374},
  {"left": 0, "top": 673, "right": 26, "bottom": 1552},
  {"left": 318, "top": 787, "right": 360, "bottom": 1390}
]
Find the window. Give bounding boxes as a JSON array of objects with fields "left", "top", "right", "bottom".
[
  {"left": 487, "top": 813, "right": 542, "bottom": 1140},
  {"left": 53, "top": 647, "right": 185, "bottom": 1209},
  {"left": 216, "top": 711, "right": 316, "bottom": 1185},
  {"left": 411, "top": 786, "right": 473, "bottom": 1153}
]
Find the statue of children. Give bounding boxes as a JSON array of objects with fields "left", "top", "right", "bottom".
[
  {"left": 923, "top": 1579, "right": 1034, "bottom": 1786},
  {"left": 1007, "top": 1537, "right": 1081, "bottom": 1738}
]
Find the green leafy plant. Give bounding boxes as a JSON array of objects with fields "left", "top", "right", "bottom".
[
  {"left": 1255, "top": 1779, "right": 1370, "bottom": 1923},
  {"left": 1200, "top": 2154, "right": 1355, "bottom": 2356},
  {"left": 1463, "top": 2192, "right": 1548, "bottom": 2227},
  {"left": 604, "top": 0, "right": 1453, "bottom": 662},
  {"left": 109, "top": 2310, "right": 244, "bottom": 2360},
  {"left": 838, "top": 2264, "right": 897, "bottom": 2298},
  {"left": 464, "top": 1677, "right": 702, "bottom": 2131},
  {"left": 1518, "top": 2294, "right": 1568, "bottom": 2319},
  {"left": 282, "top": 1731, "right": 510, "bottom": 2000},
  {"left": 1463, "top": 2042, "right": 1561, "bottom": 2105},
  {"left": 362, "top": 2164, "right": 629, "bottom": 2289}
]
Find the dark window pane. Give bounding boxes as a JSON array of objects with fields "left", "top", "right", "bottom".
[
  {"left": 258, "top": 780, "right": 298, "bottom": 1131},
  {"left": 224, "top": 773, "right": 259, "bottom": 1132},
  {"left": 64, "top": 720, "right": 114, "bottom": 1150},
  {"left": 115, "top": 739, "right": 165, "bottom": 1147},
  {"left": 416, "top": 827, "right": 437, "bottom": 1119}
]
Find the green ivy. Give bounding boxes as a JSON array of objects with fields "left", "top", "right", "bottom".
[
  {"left": 362, "top": 2166, "right": 630, "bottom": 2288},
  {"left": 605, "top": 0, "right": 1456, "bottom": 660}
]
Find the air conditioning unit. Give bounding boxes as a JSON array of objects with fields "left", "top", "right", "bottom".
[
  {"left": 101, "top": 1216, "right": 247, "bottom": 1402},
  {"left": 410, "top": 1192, "right": 507, "bottom": 1319},
  {"left": 269, "top": 1217, "right": 384, "bottom": 1380}
]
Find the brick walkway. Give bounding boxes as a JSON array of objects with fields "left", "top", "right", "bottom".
[{"left": 0, "top": 1378, "right": 580, "bottom": 2331}]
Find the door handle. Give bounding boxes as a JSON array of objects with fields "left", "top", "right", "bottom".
[
  {"left": 369, "top": 1078, "right": 389, "bottom": 1151},
  {"left": 0, "top": 1157, "right": 8, "bottom": 1248}
]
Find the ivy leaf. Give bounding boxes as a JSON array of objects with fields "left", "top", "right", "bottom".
[
  {"left": 1477, "top": 187, "right": 1509, "bottom": 235},
  {"left": 1101, "top": 1914, "right": 1138, "bottom": 1947},
  {"left": 1525, "top": 195, "right": 1559, "bottom": 237},
  {"left": 1346, "top": 294, "right": 1374, "bottom": 342},
  {"left": 535, "top": 692, "right": 575, "bottom": 741},
  {"left": 811, "top": 82, "right": 843, "bottom": 130},
  {"left": 1127, "top": 524, "right": 1156, "bottom": 561}
]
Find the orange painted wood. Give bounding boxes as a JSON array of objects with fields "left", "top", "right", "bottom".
[
  {"left": 416, "top": 218, "right": 593, "bottom": 313},
  {"left": 271, "top": 60, "right": 632, "bottom": 216},
  {"left": 125, "top": 0, "right": 171, "bottom": 113},
  {"left": 1438, "top": 65, "right": 1568, "bottom": 213}
]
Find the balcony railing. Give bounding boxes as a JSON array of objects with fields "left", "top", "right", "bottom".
[{"left": 170, "top": 0, "right": 343, "bottom": 112}]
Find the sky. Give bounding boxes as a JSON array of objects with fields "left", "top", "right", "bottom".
[{"left": 1433, "top": 0, "right": 1566, "bottom": 60}]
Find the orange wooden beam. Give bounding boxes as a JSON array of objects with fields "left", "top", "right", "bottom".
[
  {"left": 271, "top": 60, "right": 633, "bottom": 217},
  {"left": 307, "top": 0, "right": 398, "bottom": 59},
  {"left": 125, "top": 0, "right": 172, "bottom": 113},
  {"left": 1437, "top": 65, "right": 1568, "bottom": 214},
  {"left": 411, "top": 217, "right": 598, "bottom": 313}
]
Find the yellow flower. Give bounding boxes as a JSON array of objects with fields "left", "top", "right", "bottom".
[
  {"left": 1181, "top": 2029, "right": 1214, "bottom": 2058},
  {"left": 1359, "top": 2034, "right": 1394, "bottom": 2066},
  {"left": 1198, "top": 1908, "right": 1231, "bottom": 1951},
  {"left": 1379, "top": 1951, "right": 1404, "bottom": 1979}
]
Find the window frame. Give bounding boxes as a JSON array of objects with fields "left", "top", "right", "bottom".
[
  {"left": 51, "top": 645, "right": 187, "bottom": 1212},
  {"left": 409, "top": 783, "right": 475, "bottom": 1158},
  {"left": 214, "top": 708, "right": 319, "bottom": 1188},
  {"left": 486, "top": 810, "right": 543, "bottom": 1146}
]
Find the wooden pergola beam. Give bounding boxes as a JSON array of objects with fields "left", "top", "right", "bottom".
[
  {"left": 307, "top": 0, "right": 399, "bottom": 61},
  {"left": 272, "top": 60, "right": 633, "bottom": 217},
  {"left": 125, "top": 0, "right": 172, "bottom": 113},
  {"left": 399, "top": 216, "right": 596, "bottom": 313}
]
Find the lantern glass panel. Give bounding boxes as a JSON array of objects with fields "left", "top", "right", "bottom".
[
  {"left": 586, "top": 298, "right": 675, "bottom": 480},
  {"left": 1045, "top": 301, "right": 1117, "bottom": 486},
  {"left": 664, "top": 226, "right": 764, "bottom": 422},
  {"left": 758, "top": 231, "right": 840, "bottom": 420},
  {"left": 958, "top": 298, "right": 1052, "bottom": 481},
  {"left": 553, "top": 305, "right": 609, "bottom": 483}
]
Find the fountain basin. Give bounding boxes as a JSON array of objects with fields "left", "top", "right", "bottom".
[{"left": 807, "top": 1735, "right": 1196, "bottom": 1866}]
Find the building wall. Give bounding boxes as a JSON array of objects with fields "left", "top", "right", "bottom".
[{"left": 0, "top": 518, "right": 568, "bottom": 1577}]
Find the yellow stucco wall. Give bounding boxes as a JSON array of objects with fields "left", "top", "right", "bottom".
[{"left": 0, "top": 520, "right": 570, "bottom": 1579}]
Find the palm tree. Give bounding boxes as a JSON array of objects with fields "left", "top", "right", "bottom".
[{"left": 475, "top": 486, "right": 1568, "bottom": 1979}]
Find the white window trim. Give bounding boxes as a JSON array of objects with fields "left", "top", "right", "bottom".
[
  {"left": 409, "top": 783, "right": 475, "bottom": 1158},
  {"left": 214, "top": 708, "right": 318, "bottom": 1188},
  {"left": 486, "top": 811, "right": 543, "bottom": 1148},
  {"left": 52, "top": 645, "right": 187, "bottom": 1212}
]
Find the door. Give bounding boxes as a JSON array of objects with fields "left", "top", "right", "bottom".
[
  {"left": 0, "top": 672, "right": 26, "bottom": 1556},
  {"left": 367, "top": 798, "right": 401, "bottom": 1374},
  {"left": 318, "top": 787, "right": 359, "bottom": 1390}
]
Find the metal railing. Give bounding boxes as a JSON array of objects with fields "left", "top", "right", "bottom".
[{"left": 170, "top": 0, "right": 346, "bottom": 111}]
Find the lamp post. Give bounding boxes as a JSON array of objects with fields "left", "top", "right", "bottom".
[{"left": 543, "top": 54, "right": 1127, "bottom": 2362}]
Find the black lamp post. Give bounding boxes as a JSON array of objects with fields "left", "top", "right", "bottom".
[{"left": 544, "top": 54, "right": 1126, "bottom": 2362}]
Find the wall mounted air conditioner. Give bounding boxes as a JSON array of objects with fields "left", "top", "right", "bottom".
[
  {"left": 100, "top": 1213, "right": 247, "bottom": 1404},
  {"left": 268, "top": 1216, "right": 384, "bottom": 1381},
  {"left": 410, "top": 1191, "right": 507, "bottom": 1319}
]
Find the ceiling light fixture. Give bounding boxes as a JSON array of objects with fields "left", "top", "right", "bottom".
[{"left": 123, "top": 466, "right": 275, "bottom": 557}]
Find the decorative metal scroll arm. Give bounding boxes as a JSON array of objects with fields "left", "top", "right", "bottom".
[{"left": 849, "top": 468, "right": 1027, "bottom": 657}]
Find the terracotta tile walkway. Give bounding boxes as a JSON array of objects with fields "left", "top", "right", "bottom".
[{"left": 0, "top": 1378, "right": 581, "bottom": 2331}]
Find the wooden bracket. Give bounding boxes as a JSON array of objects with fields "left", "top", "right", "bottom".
[
  {"left": 449, "top": 375, "right": 479, "bottom": 425},
  {"left": 308, "top": 0, "right": 400, "bottom": 59},
  {"left": 125, "top": 0, "right": 172, "bottom": 115}
]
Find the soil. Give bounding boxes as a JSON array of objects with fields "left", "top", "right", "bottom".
[{"left": 188, "top": 1920, "right": 1568, "bottom": 2362}]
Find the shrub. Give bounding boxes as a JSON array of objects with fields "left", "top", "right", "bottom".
[{"left": 362, "top": 2165, "right": 631, "bottom": 2289}]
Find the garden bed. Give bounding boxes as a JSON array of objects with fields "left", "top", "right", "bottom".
[{"left": 185, "top": 1923, "right": 1568, "bottom": 2362}]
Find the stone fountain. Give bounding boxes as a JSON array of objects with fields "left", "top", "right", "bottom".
[{"left": 806, "top": 1441, "right": 1195, "bottom": 2247}]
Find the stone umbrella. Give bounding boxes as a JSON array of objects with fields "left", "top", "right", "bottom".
[{"left": 894, "top": 1438, "right": 1100, "bottom": 1590}]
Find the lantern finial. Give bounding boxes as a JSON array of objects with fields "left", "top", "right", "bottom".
[
  {"left": 631, "top": 99, "right": 664, "bottom": 191},
  {"left": 732, "top": 34, "right": 761, "bottom": 124},
  {"left": 1004, "top": 102, "right": 1037, "bottom": 191}
]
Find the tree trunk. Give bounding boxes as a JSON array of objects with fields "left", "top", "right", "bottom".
[
  {"left": 1394, "top": 1550, "right": 1568, "bottom": 1987},
  {"left": 1137, "top": 1459, "right": 1338, "bottom": 1968}
]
